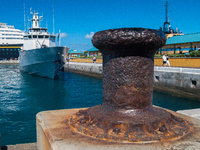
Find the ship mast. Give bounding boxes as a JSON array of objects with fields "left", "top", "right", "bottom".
[
  {"left": 30, "top": 9, "right": 42, "bottom": 28},
  {"left": 52, "top": 0, "right": 55, "bottom": 34},
  {"left": 24, "top": 3, "right": 26, "bottom": 32},
  {"left": 163, "top": 1, "right": 171, "bottom": 33}
]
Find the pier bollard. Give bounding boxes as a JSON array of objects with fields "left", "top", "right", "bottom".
[{"left": 69, "top": 28, "right": 190, "bottom": 143}]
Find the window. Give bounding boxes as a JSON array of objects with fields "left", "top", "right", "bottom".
[
  {"left": 50, "top": 36, "right": 55, "bottom": 41},
  {"left": 38, "top": 35, "right": 43, "bottom": 38},
  {"left": 33, "top": 35, "right": 37, "bottom": 38}
]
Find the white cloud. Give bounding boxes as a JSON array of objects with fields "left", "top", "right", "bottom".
[
  {"left": 60, "top": 32, "right": 68, "bottom": 38},
  {"left": 56, "top": 32, "right": 68, "bottom": 38},
  {"left": 85, "top": 31, "right": 94, "bottom": 39}
]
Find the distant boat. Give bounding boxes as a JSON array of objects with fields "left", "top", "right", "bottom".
[
  {"left": 0, "top": 23, "right": 24, "bottom": 60},
  {"left": 19, "top": 9, "right": 68, "bottom": 79}
]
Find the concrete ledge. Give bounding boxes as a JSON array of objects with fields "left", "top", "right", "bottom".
[
  {"left": 177, "top": 108, "right": 200, "bottom": 120},
  {"left": 64, "top": 62, "right": 102, "bottom": 78},
  {"left": 154, "top": 67, "right": 200, "bottom": 99},
  {"left": 36, "top": 108, "right": 200, "bottom": 150}
]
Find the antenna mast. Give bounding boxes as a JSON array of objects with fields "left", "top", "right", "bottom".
[
  {"left": 52, "top": 0, "right": 55, "bottom": 34},
  {"left": 24, "top": 3, "right": 26, "bottom": 32},
  {"left": 46, "top": 12, "right": 48, "bottom": 28},
  {"left": 163, "top": 1, "right": 171, "bottom": 33},
  {"left": 165, "top": 1, "right": 169, "bottom": 23},
  {"left": 27, "top": 10, "right": 29, "bottom": 32}
]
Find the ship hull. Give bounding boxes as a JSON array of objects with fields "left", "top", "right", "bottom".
[{"left": 19, "top": 47, "right": 67, "bottom": 79}]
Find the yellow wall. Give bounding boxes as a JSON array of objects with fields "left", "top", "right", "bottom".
[
  {"left": 154, "top": 58, "right": 200, "bottom": 68},
  {"left": 158, "top": 51, "right": 188, "bottom": 55},
  {"left": 70, "top": 58, "right": 200, "bottom": 68},
  {"left": 70, "top": 58, "right": 103, "bottom": 63}
]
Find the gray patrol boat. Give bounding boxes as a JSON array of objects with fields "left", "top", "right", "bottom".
[{"left": 19, "top": 10, "right": 68, "bottom": 79}]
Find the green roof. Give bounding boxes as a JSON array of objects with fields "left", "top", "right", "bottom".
[
  {"left": 87, "top": 47, "right": 99, "bottom": 52},
  {"left": 166, "top": 33, "right": 200, "bottom": 45},
  {"left": 68, "top": 49, "right": 82, "bottom": 54}
]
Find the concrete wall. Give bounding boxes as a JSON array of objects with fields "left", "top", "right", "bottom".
[
  {"left": 64, "top": 62, "right": 103, "bottom": 78},
  {"left": 154, "top": 67, "right": 200, "bottom": 99},
  {"left": 64, "top": 62, "right": 200, "bottom": 99}
]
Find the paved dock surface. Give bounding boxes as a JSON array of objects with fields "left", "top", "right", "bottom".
[{"left": 177, "top": 108, "right": 200, "bottom": 120}]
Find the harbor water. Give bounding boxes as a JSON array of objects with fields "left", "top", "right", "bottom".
[{"left": 1, "top": 64, "right": 200, "bottom": 146}]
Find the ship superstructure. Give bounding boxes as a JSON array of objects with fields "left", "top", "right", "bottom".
[
  {"left": 162, "top": 1, "right": 183, "bottom": 39},
  {"left": 23, "top": 10, "right": 56, "bottom": 50},
  {"left": 19, "top": 10, "right": 68, "bottom": 79},
  {"left": 0, "top": 23, "right": 24, "bottom": 59}
]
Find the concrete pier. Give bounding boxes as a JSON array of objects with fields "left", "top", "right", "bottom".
[
  {"left": 1, "top": 108, "right": 200, "bottom": 150},
  {"left": 0, "top": 60, "right": 19, "bottom": 64},
  {"left": 64, "top": 62, "right": 103, "bottom": 78},
  {"left": 36, "top": 108, "right": 200, "bottom": 150}
]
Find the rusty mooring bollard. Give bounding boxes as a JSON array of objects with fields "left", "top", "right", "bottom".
[{"left": 70, "top": 28, "right": 190, "bottom": 143}]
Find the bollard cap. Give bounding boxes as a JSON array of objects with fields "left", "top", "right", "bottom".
[{"left": 92, "top": 28, "right": 166, "bottom": 57}]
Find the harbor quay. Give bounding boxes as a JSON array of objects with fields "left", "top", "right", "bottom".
[{"left": 64, "top": 62, "right": 200, "bottom": 99}]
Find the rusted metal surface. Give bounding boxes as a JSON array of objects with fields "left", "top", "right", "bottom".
[{"left": 69, "top": 28, "right": 190, "bottom": 143}]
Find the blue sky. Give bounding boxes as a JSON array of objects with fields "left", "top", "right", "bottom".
[{"left": 1, "top": 0, "right": 200, "bottom": 52}]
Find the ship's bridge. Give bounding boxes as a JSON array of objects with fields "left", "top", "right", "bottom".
[{"left": 29, "top": 28, "right": 49, "bottom": 34}]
